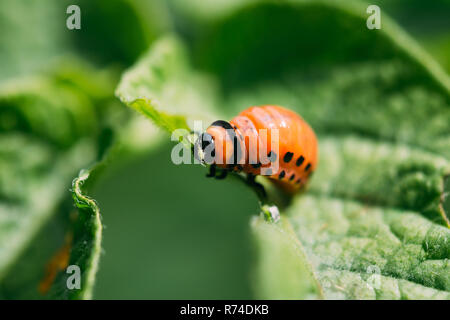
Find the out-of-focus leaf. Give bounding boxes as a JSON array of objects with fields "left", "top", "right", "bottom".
[
  {"left": 0, "top": 62, "right": 118, "bottom": 299},
  {"left": 423, "top": 34, "right": 450, "bottom": 73},
  {"left": 73, "top": 0, "right": 171, "bottom": 65},
  {"left": 0, "top": 0, "right": 172, "bottom": 85},
  {"left": 117, "top": 0, "right": 450, "bottom": 299},
  {"left": 0, "top": 0, "right": 174, "bottom": 298},
  {"left": 116, "top": 36, "right": 220, "bottom": 133},
  {"left": 368, "top": 0, "right": 450, "bottom": 72},
  {"left": 0, "top": 1, "right": 71, "bottom": 83}
]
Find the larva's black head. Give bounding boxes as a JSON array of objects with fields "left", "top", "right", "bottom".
[
  {"left": 194, "top": 132, "right": 215, "bottom": 164},
  {"left": 194, "top": 120, "right": 242, "bottom": 166},
  {"left": 210, "top": 120, "right": 234, "bottom": 131}
]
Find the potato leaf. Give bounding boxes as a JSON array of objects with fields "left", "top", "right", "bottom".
[
  {"left": 0, "top": 62, "right": 117, "bottom": 299},
  {"left": 0, "top": 0, "right": 170, "bottom": 299},
  {"left": 116, "top": 36, "right": 221, "bottom": 134}
]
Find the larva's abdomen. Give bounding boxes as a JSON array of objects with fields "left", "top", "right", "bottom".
[{"left": 231, "top": 105, "right": 318, "bottom": 193}]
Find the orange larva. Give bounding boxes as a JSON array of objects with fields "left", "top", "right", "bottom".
[{"left": 195, "top": 105, "right": 318, "bottom": 194}]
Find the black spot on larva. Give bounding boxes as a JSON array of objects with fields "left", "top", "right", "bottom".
[
  {"left": 296, "top": 178, "right": 302, "bottom": 184},
  {"left": 236, "top": 165, "right": 243, "bottom": 171},
  {"left": 279, "top": 170, "right": 286, "bottom": 179},
  {"left": 252, "top": 163, "right": 261, "bottom": 169},
  {"left": 283, "top": 152, "right": 294, "bottom": 163},
  {"left": 289, "top": 173, "right": 295, "bottom": 181},
  {"left": 268, "top": 151, "right": 277, "bottom": 162},
  {"left": 304, "top": 163, "right": 311, "bottom": 171},
  {"left": 296, "top": 155, "right": 305, "bottom": 167}
]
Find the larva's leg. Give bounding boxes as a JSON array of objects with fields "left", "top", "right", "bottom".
[
  {"left": 206, "top": 164, "right": 216, "bottom": 178},
  {"left": 246, "top": 173, "right": 267, "bottom": 200},
  {"left": 215, "top": 169, "right": 228, "bottom": 180}
]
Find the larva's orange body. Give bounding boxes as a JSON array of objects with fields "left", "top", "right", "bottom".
[{"left": 198, "top": 105, "right": 318, "bottom": 194}]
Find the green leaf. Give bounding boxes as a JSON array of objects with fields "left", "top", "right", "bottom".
[
  {"left": 116, "top": 36, "right": 220, "bottom": 134},
  {"left": 311, "top": 136, "right": 450, "bottom": 225},
  {"left": 253, "top": 194, "right": 450, "bottom": 299},
  {"left": 72, "top": 0, "right": 171, "bottom": 65},
  {"left": 0, "top": 61, "right": 118, "bottom": 299},
  {"left": 0, "top": 1, "right": 71, "bottom": 83},
  {"left": 0, "top": 0, "right": 177, "bottom": 299},
  {"left": 66, "top": 168, "right": 102, "bottom": 299},
  {"left": 117, "top": 0, "right": 450, "bottom": 299}
]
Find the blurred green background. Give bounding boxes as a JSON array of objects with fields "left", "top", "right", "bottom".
[
  {"left": 0, "top": 0, "right": 449, "bottom": 299},
  {"left": 92, "top": 144, "right": 258, "bottom": 299}
]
